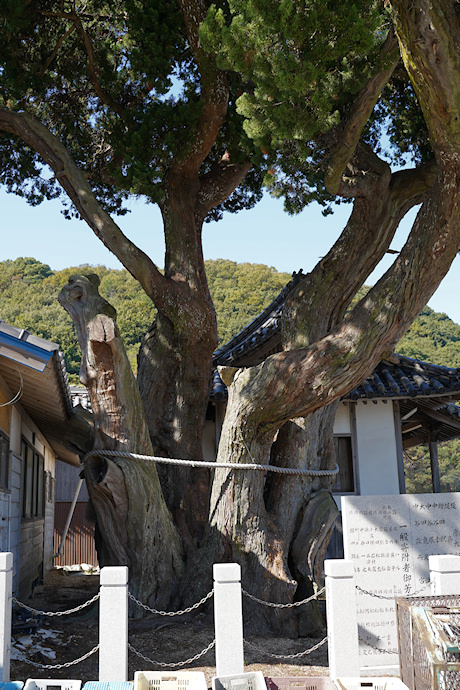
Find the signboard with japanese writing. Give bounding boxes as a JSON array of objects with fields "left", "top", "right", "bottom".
[{"left": 342, "top": 493, "right": 460, "bottom": 670}]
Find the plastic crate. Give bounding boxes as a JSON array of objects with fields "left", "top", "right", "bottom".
[
  {"left": 24, "top": 681, "right": 82, "bottom": 690},
  {"left": 212, "top": 672, "right": 265, "bottom": 690},
  {"left": 83, "top": 684, "right": 133, "bottom": 690},
  {"left": 266, "top": 678, "right": 336, "bottom": 690},
  {"left": 134, "top": 672, "right": 207, "bottom": 690},
  {"left": 334, "top": 680, "right": 409, "bottom": 690}
]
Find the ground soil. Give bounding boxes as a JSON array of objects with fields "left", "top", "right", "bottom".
[{"left": 10, "top": 569, "right": 329, "bottom": 686}]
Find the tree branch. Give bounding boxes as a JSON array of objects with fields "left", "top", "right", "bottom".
[
  {"left": 195, "top": 155, "right": 252, "bottom": 223},
  {"left": 175, "top": 0, "right": 229, "bottom": 174},
  {"left": 0, "top": 109, "right": 174, "bottom": 311},
  {"left": 40, "top": 24, "right": 76, "bottom": 76},
  {"left": 282, "top": 150, "right": 437, "bottom": 349},
  {"left": 389, "top": 159, "right": 438, "bottom": 206},
  {"left": 325, "top": 27, "right": 400, "bottom": 195},
  {"left": 39, "top": 8, "right": 124, "bottom": 116},
  {"left": 391, "top": 0, "right": 460, "bottom": 161},
  {"left": 69, "top": 13, "right": 125, "bottom": 117},
  {"left": 251, "top": 163, "right": 458, "bottom": 436},
  {"left": 276, "top": 1, "right": 460, "bottom": 427}
]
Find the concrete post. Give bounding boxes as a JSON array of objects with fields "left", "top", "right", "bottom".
[
  {"left": 99, "top": 566, "right": 128, "bottom": 681},
  {"left": 429, "top": 555, "right": 460, "bottom": 596},
  {"left": 0, "top": 553, "right": 12, "bottom": 682},
  {"left": 325, "top": 559, "right": 360, "bottom": 679},
  {"left": 213, "top": 563, "right": 244, "bottom": 676}
]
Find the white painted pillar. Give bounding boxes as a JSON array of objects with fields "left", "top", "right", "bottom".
[
  {"left": 0, "top": 553, "right": 13, "bottom": 682},
  {"left": 99, "top": 566, "right": 128, "bottom": 681},
  {"left": 325, "top": 559, "right": 360, "bottom": 679},
  {"left": 429, "top": 555, "right": 460, "bottom": 596},
  {"left": 213, "top": 563, "right": 244, "bottom": 676}
]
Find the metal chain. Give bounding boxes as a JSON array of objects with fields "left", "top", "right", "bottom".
[
  {"left": 128, "top": 588, "right": 213, "bottom": 616},
  {"left": 16, "top": 644, "right": 100, "bottom": 669},
  {"left": 242, "top": 586, "right": 325, "bottom": 609},
  {"left": 355, "top": 582, "right": 430, "bottom": 600},
  {"left": 358, "top": 636, "right": 398, "bottom": 655},
  {"left": 86, "top": 450, "right": 339, "bottom": 478},
  {"left": 128, "top": 640, "right": 215, "bottom": 668},
  {"left": 12, "top": 592, "right": 100, "bottom": 617},
  {"left": 243, "top": 636, "right": 328, "bottom": 660}
]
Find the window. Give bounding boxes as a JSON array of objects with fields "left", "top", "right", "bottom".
[
  {"left": 21, "top": 438, "right": 44, "bottom": 519},
  {"left": 0, "top": 432, "right": 9, "bottom": 489},
  {"left": 331, "top": 435, "right": 355, "bottom": 493}
]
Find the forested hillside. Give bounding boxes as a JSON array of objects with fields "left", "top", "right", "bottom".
[
  {"left": 0, "top": 255, "right": 459, "bottom": 492},
  {"left": 2, "top": 256, "right": 459, "bottom": 494},
  {"left": 1, "top": 256, "right": 460, "bottom": 375}
]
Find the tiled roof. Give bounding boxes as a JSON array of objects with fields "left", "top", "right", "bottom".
[
  {"left": 211, "top": 273, "right": 460, "bottom": 404},
  {"left": 343, "top": 356, "right": 460, "bottom": 401},
  {"left": 212, "top": 270, "right": 305, "bottom": 368},
  {"left": 210, "top": 355, "right": 460, "bottom": 403}
]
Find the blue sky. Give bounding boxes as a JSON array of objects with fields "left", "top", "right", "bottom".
[{"left": 2, "top": 186, "right": 460, "bottom": 324}]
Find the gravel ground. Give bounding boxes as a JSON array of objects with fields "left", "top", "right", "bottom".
[{"left": 10, "top": 569, "right": 329, "bottom": 686}]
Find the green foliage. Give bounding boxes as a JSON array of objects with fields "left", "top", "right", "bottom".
[
  {"left": 206, "top": 259, "right": 291, "bottom": 345},
  {"left": 3, "top": 255, "right": 460, "bottom": 495},
  {"left": 3, "top": 256, "right": 460, "bottom": 382},
  {"left": 368, "top": 80, "right": 433, "bottom": 166},
  {"left": 397, "top": 306, "right": 460, "bottom": 367},
  {"left": 0, "top": 260, "right": 81, "bottom": 378},
  {"left": 200, "top": 0, "right": 392, "bottom": 213},
  {"left": 0, "top": 257, "right": 53, "bottom": 288},
  {"left": 202, "top": 1, "right": 383, "bottom": 150},
  {"left": 405, "top": 440, "right": 460, "bottom": 494},
  {"left": 0, "top": 259, "right": 155, "bottom": 379},
  {"left": 0, "top": 257, "right": 291, "bottom": 375},
  {"left": 0, "top": 0, "right": 261, "bottom": 220}
]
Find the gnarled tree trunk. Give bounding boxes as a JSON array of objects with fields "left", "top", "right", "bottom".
[
  {"left": 136, "top": 163, "right": 251, "bottom": 550},
  {"left": 188, "top": 0, "right": 460, "bottom": 634},
  {"left": 59, "top": 274, "right": 183, "bottom": 611}
]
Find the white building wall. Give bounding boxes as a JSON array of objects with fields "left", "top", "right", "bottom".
[
  {"left": 333, "top": 403, "right": 351, "bottom": 434},
  {"left": 354, "top": 400, "right": 400, "bottom": 495}
]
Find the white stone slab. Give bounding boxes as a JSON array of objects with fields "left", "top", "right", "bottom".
[{"left": 342, "top": 493, "right": 460, "bottom": 671}]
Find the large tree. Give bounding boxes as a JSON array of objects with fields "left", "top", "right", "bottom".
[
  {"left": 2, "top": 0, "right": 460, "bottom": 634},
  {"left": 188, "top": 0, "right": 460, "bottom": 634},
  {"left": 0, "top": 0, "right": 264, "bottom": 548}
]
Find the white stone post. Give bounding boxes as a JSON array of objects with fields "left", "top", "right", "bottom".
[
  {"left": 325, "top": 559, "right": 360, "bottom": 679},
  {"left": 0, "top": 553, "right": 12, "bottom": 682},
  {"left": 213, "top": 563, "right": 244, "bottom": 677},
  {"left": 99, "top": 566, "right": 128, "bottom": 681},
  {"left": 429, "top": 555, "right": 460, "bottom": 596}
]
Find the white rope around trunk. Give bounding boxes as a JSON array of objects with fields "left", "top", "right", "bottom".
[{"left": 85, "top": 450, "right": 339, "bottom": 477}]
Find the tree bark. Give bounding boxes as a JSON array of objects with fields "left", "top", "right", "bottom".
[
  {"left": 0, "top": 0, "right": 251, "bottom": 555},
  {"left": 58, "top": 274, "right": 184, "bottom": 611},
  {"left": 137, "top": 159, "right": 250, "bottom": 550},
  {"left": 192, "top": 1, "right": 460, "bottom": 635}
]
